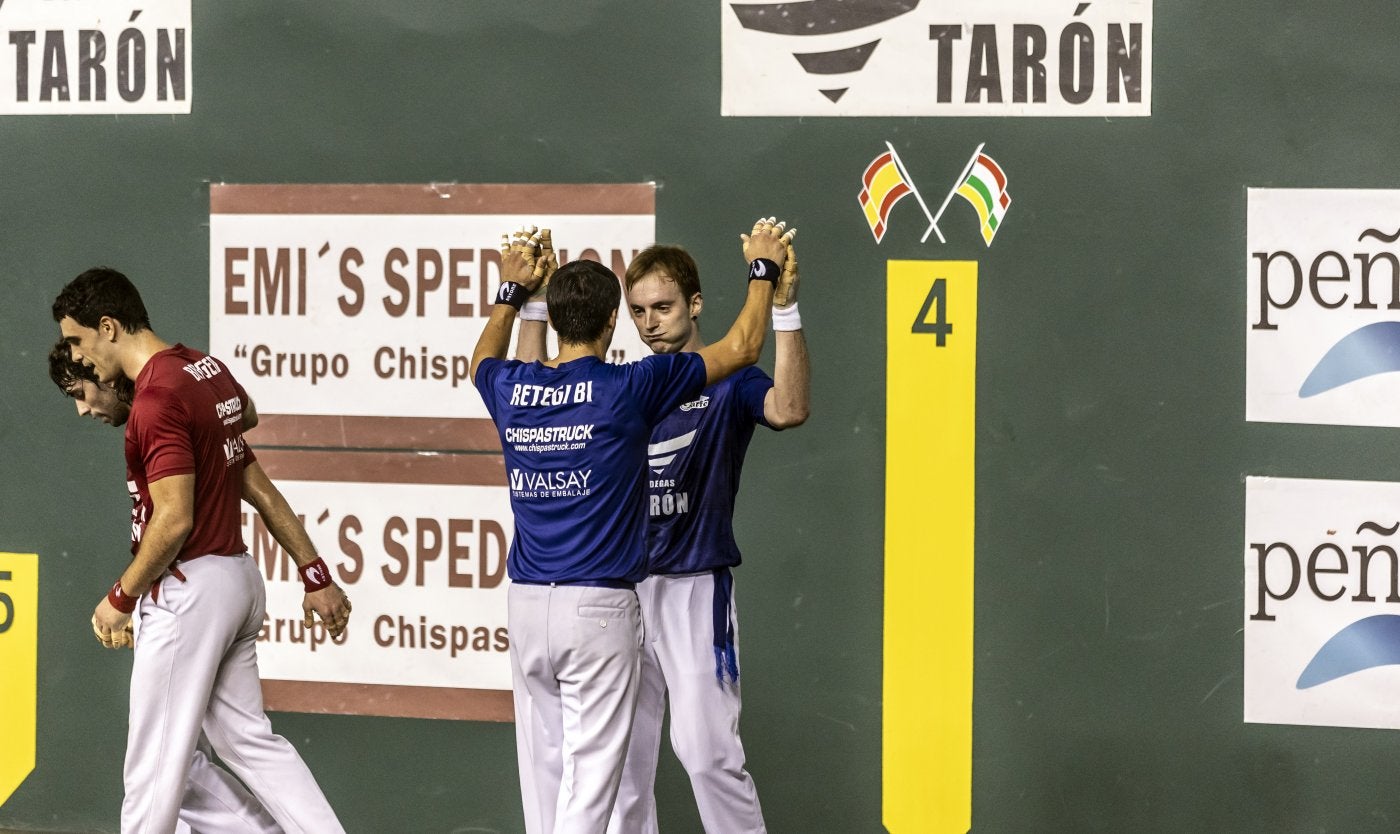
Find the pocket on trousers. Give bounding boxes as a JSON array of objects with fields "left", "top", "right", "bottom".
[{"left": 578, "top": 605, "right": 627, "bottom": 620}]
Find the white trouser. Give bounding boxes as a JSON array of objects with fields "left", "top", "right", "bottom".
[
  {"left": 510, "top": 582, "right": 643, "bottom": 834},
  {"left": 607, "top": 572, "right": 765, "bottom": 834},
  {"left": 123, "top": 554, "right": 343, "bottom": 834},
  {"left": 174, "top": 738, "right": 281, "bottom": 834}
]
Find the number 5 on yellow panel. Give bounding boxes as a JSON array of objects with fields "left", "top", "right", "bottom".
[
  {"left": 884, "top": 262, "right": 975, "bottom": 833},
  {"left": 0, "top": 552, "right": 38, "bottom": 806}
]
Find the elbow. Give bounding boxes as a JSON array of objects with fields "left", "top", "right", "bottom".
[
  {"left": 736, "top": 337, "right": 762, "bottom": 368},
  {"left": 771, "top": 405, "right": 810, "bottom": 430},
  {"left": 242, "top": 486, "right": 267, "bottom": 512}
]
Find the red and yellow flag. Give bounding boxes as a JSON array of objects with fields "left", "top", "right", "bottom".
[{"left": 858, "top": 151, "right": 914, "bottom": 242}]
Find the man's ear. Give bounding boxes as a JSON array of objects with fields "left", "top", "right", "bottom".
[
  {"left": 98, "top": 315, "right": 122, "bottom": 342},
  {"left": 689, "top": 292, "right": 704, "bottom": 321}
]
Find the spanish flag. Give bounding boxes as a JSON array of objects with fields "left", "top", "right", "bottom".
[
  {"left": 858, "top": 150, "right": 914, "bottom": 243},
  {"left": 954, "top": 153, "right": 1012, "bottom": 246}
]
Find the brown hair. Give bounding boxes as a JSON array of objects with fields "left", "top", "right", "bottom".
[{"left": 623, "top": 245, "right": 702, "bottom": 302}]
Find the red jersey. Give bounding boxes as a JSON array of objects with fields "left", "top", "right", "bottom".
[{"left": 124, "top": 344, "right": 256, "bottom": 560}]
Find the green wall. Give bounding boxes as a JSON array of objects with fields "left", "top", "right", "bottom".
[{"left": 3, "top": 1, "right": 1400, "bottom": 831}]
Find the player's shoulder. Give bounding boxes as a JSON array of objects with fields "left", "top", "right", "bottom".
[
  {"left": 635, "top": 351, "right": 704, "bottom": 378},
  {"left": 734, "top": 365, "right": 773, "bottom": 385},
  {"left": 710, "top": 364, "right": 772, "bottom": 396},
  {"left": 128, "top": 381, "right": 188, "bottom": 427},
  {"left": 143, "top": 344, "right": 221, "bottom": 383},
  {"left": 475, "top": 355, "right": 508, "bottom": 377}
]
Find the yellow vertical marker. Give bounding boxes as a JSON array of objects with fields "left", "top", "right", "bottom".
[
  {"left": 884, "top": 262, "right": 975, "bottom": 833},
  {"left": 0, "top": 552, "right": 38, "bottom": 806}
]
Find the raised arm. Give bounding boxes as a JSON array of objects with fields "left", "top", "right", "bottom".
[
  {"left": 764, "top": 240, "right": 810, "bottom": 428},
  {"left": 242, "top": 460, "right": 351, "bottom": 636},
  {"left": 697, "top": 217, "right": 790, "bottom": 385},
  {"left": 472, "top": 226, "right": 550, "bottom": 382},
  {"left": 514, "top": 228, "right": 555, "bottom": 363}
]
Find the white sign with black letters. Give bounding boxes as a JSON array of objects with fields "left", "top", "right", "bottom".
[
  {"left": 1246, "top": 188, "right": 1400, "bottom": 427},
  {"left": 251, "top": 480, "right": 514, "bottom": 691},
  {"left": 0, "top": 0, "right": 191, "bottom": 114},
  {"left": 209, "top": 185, "right": 656, "bottom": 420},
  {"left": 721, "top": 0, "right": 1151, "bottom": 117},
  {"left": 1245, "top": 476, "right": 1400, "bottom": 730}
]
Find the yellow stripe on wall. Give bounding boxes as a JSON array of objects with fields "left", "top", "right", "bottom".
[
  {"left": 0, "top": 552, "right": 38, "bottom": 806},
  {"left": 884, "top": 262, "right": 975, "bottom": 834}
]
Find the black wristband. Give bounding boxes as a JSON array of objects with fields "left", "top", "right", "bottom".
[
  {"left": 748, "top": 259, "right": 780, "bottom": 284},
  {"left": 496, "top": 281, "right": 528, "bottom": 310}
]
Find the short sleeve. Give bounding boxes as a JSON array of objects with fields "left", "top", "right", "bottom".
[
  {"left": 233, "top": 377, "right": 252, "bottom": 411},
  {"left": 473, "top": 357, "right": 507, "bottom": 421},
  {"left": 228, "top": 375, "right": 257, "bottom": 465},
  {"left": 631, "top": 353, "right": 707, "bottom": 425},
  {"left": 132, "top": 386, "right": 195, "bottom": 482},
  {"left": 734, "top": 366, "right": 776, "bottom": 429}
]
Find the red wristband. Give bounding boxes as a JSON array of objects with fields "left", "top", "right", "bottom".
[
  {"left": 108, "top": 580, "right": 138, "bottom": 613},
  {"left": 298, "top": 557, "right": 333, "bottom": 592}
]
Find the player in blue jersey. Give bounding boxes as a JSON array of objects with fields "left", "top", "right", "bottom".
[
  {"left": 602, "top": 225, "right": 809, "bottom": 834},
  {"left": 472, "top": 221, "right": 788, "bottom": 834}
]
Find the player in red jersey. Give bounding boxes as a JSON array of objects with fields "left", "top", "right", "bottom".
[{"left": 54, "top": 267, "right": 350, "bottom": 833}]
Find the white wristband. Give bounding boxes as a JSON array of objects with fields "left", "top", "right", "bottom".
[
  {"left": 771, "top": 301, "right": 802, "bottom": 331},
  {"left": 519, "top": 301, "right": 549, "bottom": 322}
]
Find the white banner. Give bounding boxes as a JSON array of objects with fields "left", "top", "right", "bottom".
[
  {"left": 209, "top": 185, "right": 655, "bottom": 420},
  {"left": 0, "top": 0, "right": 191, "bottom": 114},
  {"left": 1245, "top": 476, "right": 1400, "bottom": 730},
  {"left": 1246, "top": 188, "right": 1400, "bottom": 427},
  {"left": 721, "top": 0, "right": 1151, "bottom": 117},
  {"left": 246, "top": 480, "right": 513, "bottom": 691}
]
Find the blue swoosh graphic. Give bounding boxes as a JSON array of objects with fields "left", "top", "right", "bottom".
[
  {"left": 1299, "top": 321, "right": 1400, "bottom": 397},
  {"left": 1297, "top": 614, "right": 1400, "bottom": 689}
]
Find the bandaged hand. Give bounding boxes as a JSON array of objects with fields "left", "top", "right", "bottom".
[
  {"left": 775, "top": 234, "right": 799, "bottom": 307},
  {"left": 92, "top": 599, "right": 134, "bottom": 650},
  {"left": 740, "top": 216, "right": 795, "bottom": 273},
  {"left": 499, "top": 224, "right": 546, "bottom": 294}
]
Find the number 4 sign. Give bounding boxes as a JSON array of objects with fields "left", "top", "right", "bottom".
[{"left": 883, "top": 262, "right": 975, "bottom": 833}]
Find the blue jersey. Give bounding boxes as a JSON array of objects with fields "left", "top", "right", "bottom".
[
  {"left": 475, "top": 353, "right": 707, "bottom": 584},
  {"left": 644, "top": 365, "right": 774, "bottom": 575}
]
